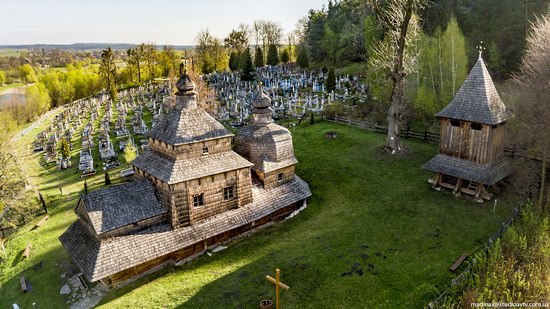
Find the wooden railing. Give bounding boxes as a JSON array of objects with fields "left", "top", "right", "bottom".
[{"left": 322, "top": 115, "right": 529, "bottom": 160}]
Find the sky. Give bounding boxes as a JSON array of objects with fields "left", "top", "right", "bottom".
[{"left": 0, "top": 0, "right": 327, "bottom": 45}]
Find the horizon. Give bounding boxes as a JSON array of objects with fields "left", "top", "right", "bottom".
[{"left": 0, "top": 1, "right": 327, "bottom": 46}]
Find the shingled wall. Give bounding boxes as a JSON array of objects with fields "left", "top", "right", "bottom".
[
  {"left": 148, "top": 136, "right": 233, "bottom": 160},
  {"left": 439, "top": 119, "right": 506, "bottom": 164}
]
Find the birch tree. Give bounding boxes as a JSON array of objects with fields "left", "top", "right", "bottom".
[{"left": 512, "top": 12, "right": 550, "bottom": 209}]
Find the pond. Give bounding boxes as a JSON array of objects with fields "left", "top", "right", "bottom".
[{"left": 0, "top": 93, "right": 25, "bottom": 108}]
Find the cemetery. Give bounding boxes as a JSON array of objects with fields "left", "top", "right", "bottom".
[
  {"left": 0, "top": 60, "right": 528, "bottom": 308},
  {"left": 2, "top": 0, "right": 550, "bottom": 306}
]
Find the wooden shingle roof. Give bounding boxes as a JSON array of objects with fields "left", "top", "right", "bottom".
[
  {"left": 59, "top": 177, "right": 311, "bottom": 282},
  {"left": 422, "top": 154, "right": 514, "bottom": 185},
  {"left": 132, "top": 150, "right": 254, "bottom": 184},
  {"left": 82, "top": 180, "right": 166, "bottom": 235},
  {"left": 435, "top": 57, "right": 510, "bottom": 125},
  {"left": 147, "top": 103, "right": 233, "bottom": 146}
]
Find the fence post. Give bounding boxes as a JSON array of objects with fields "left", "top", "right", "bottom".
[
  {"left": 406, "top": 127, "right": 410, "bottom": 138},
  {"left": 424, "top": 130, "right": 428, "bottom": 141}
]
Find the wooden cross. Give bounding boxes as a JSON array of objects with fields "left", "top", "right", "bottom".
[{"left": 266, "top": 268, "right": 290, "bottom": 309}]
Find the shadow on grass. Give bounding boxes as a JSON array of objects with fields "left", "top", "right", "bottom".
[{"left": 10, "top": 248, "right": 25, "bottom": 268}]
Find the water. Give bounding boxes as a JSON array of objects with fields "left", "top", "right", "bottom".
[{"left": 0, "top": 93, "right": 25, "bottom": 108}]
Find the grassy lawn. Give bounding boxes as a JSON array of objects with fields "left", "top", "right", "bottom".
[
  {"left": 0, "top": 118, "right": 520, "bottom": 308},
  {"left": 0, "top": 82, "right": 25, "bottom": 94}
]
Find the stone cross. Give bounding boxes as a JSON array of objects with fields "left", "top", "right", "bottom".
[{"left": 266, "top": 268, "right": 289, "bottom": 309}]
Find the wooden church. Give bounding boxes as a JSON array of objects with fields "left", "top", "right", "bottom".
[
  {"left": 423, "top": 55, "right": 513, "bottom": 200},
  {"left": 60, "top": 71, "right": 311, "bottom": 287}
]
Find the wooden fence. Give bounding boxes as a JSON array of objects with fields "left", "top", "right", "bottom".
[
  {"left": 427, "top": 188, "right": 536, "bottom": 308},
  {"left": 320, "top": 115, "right": 540, "bottom": 306},
  {"left": 322, "top": 115, "right": 527, "bottom": 159},
  {"left": 323, "top": 115, "right": 440, "bottom": 144}
]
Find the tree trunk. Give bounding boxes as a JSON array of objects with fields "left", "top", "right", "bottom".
[
  {"left": 384, "top": 1, "right": 413, "bottom": 152},
  {"left": 386, "top": 72, "right": 405, "bottom": 152}
]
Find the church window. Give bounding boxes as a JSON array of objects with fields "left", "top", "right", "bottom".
[
  {"left": 277, "top": 173, "right": 284, "bottom": 182},
  {"left": 193, "top": 193, "right": 204, "bottom": 207},
  {"left": 224, "top": 186, "right": 235, "bottom": 200},
  {"left": 202, "top": 147, "right": 209, "bottom": 155}
]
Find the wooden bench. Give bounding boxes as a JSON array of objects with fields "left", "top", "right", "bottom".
[
  {"left": 34, "top": 215, "right": 49, "bottom": 228},
  {"left": 23, "top": 243, "right": 32, "bottom": 258},
  {"left": 450, "top": 253, "right": 468, "bottom": 272},
  {"left": 20, "top": 275, "right": 27, "bottom": 293}
]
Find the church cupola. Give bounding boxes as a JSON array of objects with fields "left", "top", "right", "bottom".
[{"left": 252, "top": 83, "right": 274, "bottom": 125}]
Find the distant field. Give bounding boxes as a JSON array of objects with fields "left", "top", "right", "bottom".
[
  {"left": 0, "top": 119, "right": 522, "bottom": 308},
  {"left": 0, "top": 48, "right": 23, "bottom": 57}
]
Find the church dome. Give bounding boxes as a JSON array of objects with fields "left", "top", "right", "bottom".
[{"left": 176, "top": 72, "right": 195, "bottom": 94}]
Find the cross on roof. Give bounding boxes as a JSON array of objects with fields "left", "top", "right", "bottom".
[{"left": 476, "top": 41, "right": 486, "bottom": 59}]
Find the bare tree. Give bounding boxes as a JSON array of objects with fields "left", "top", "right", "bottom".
[
  {"left": 263, "top": 21, "right": 283, "bottom": 46},
  {"left": 512, "top": 12, "right": 550, "bottom": 208},
  {"left": 368, "top": 0, "right": 427, "bottom": 152}
]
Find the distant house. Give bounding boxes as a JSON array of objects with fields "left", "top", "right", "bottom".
[
  {"left": 60, "top": 72, "right": 311, "bottom": 287},
  {"left": 423, "top": 55, "right": 513, "bottom": 200}
]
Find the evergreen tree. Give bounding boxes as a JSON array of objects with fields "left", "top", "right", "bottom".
[
  {"left": 228, "top": 51, "right": 240, "bottom": 71},
  {"left": 487, "top": 41, "right": 504, "bottom": 79},
  {"left": 326, "top": 68, "right": 336, "bottom": 93},
  {"left": 267, "top": 44, "right": 279, "bottom": 66},
  {"left": 105, "top": 171, "right": 111, "bottom": 185},
  {"left": 281, "top": 49, "right": 290, "bottom": 63},
  {"left": 240, "top": 48, "right": 256, "bottom": 81},
  {"left": 297, "top": 44, "right": 310, "bottom": 68},
  {"left": 254, "top": 47, "right": 264, "bottom": 68}
]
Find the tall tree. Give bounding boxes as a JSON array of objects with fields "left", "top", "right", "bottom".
[
  {"left": 18, "top": 64, "right": 38, "bottom": 84},
  {"left": 127, "top": 44, "right": 145, "bottom": 83},
  {"left": 267, "top": 44, "right": 279, "bottom": 66},
  {"left": 224, "top": 25, "right": 250, "bottom": 52},
  {"left": 322, "top": 25, "right": 339, "bottom": 65},
  {"left": 326, "top": 68, "right": 336, "bottom": 92},
  {"left": 240, "top": 48, "right": 256, "bottom": 81},
  {"left": 368, "top": 0, "right": 427, "bottom": 152},
  {"left": 195, "top": 29, "right": 228, "bottom": 74},
  {"left": 229, "top": 51, "right": 240, "bottom": 71},
  {"left": 100, "top": 47, "right": 117, "bottom": 99},
  {"left": 415, "top": 15, "right": 468, "bottom": 125},
  {"left": 143, "top": 43, "right": 158, "bottom": 80},
  {"left": 254, "top": 46, "right": 264, "bottom": 68},
  {"left": 159, "top": 45, "right": 179, "bottom": 80},
  {"left": 281, "top": 49, "right": 290, "bottom": 63},
  {"left": 0, "top": 70, "right": 5, "bottom": 85},
  {"left": 512, "top": 11, "right": 550, "bottom": 209},
  {"left": 297, "top": 44, "right": 310, "bottom": 68}
]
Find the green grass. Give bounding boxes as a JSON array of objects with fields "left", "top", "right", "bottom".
[
  {"left": 0, "top": 82, "right": 25, "bottom": 94},
  {"left": 0, "top": 118, "right": 520, "bottom": 308}
]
